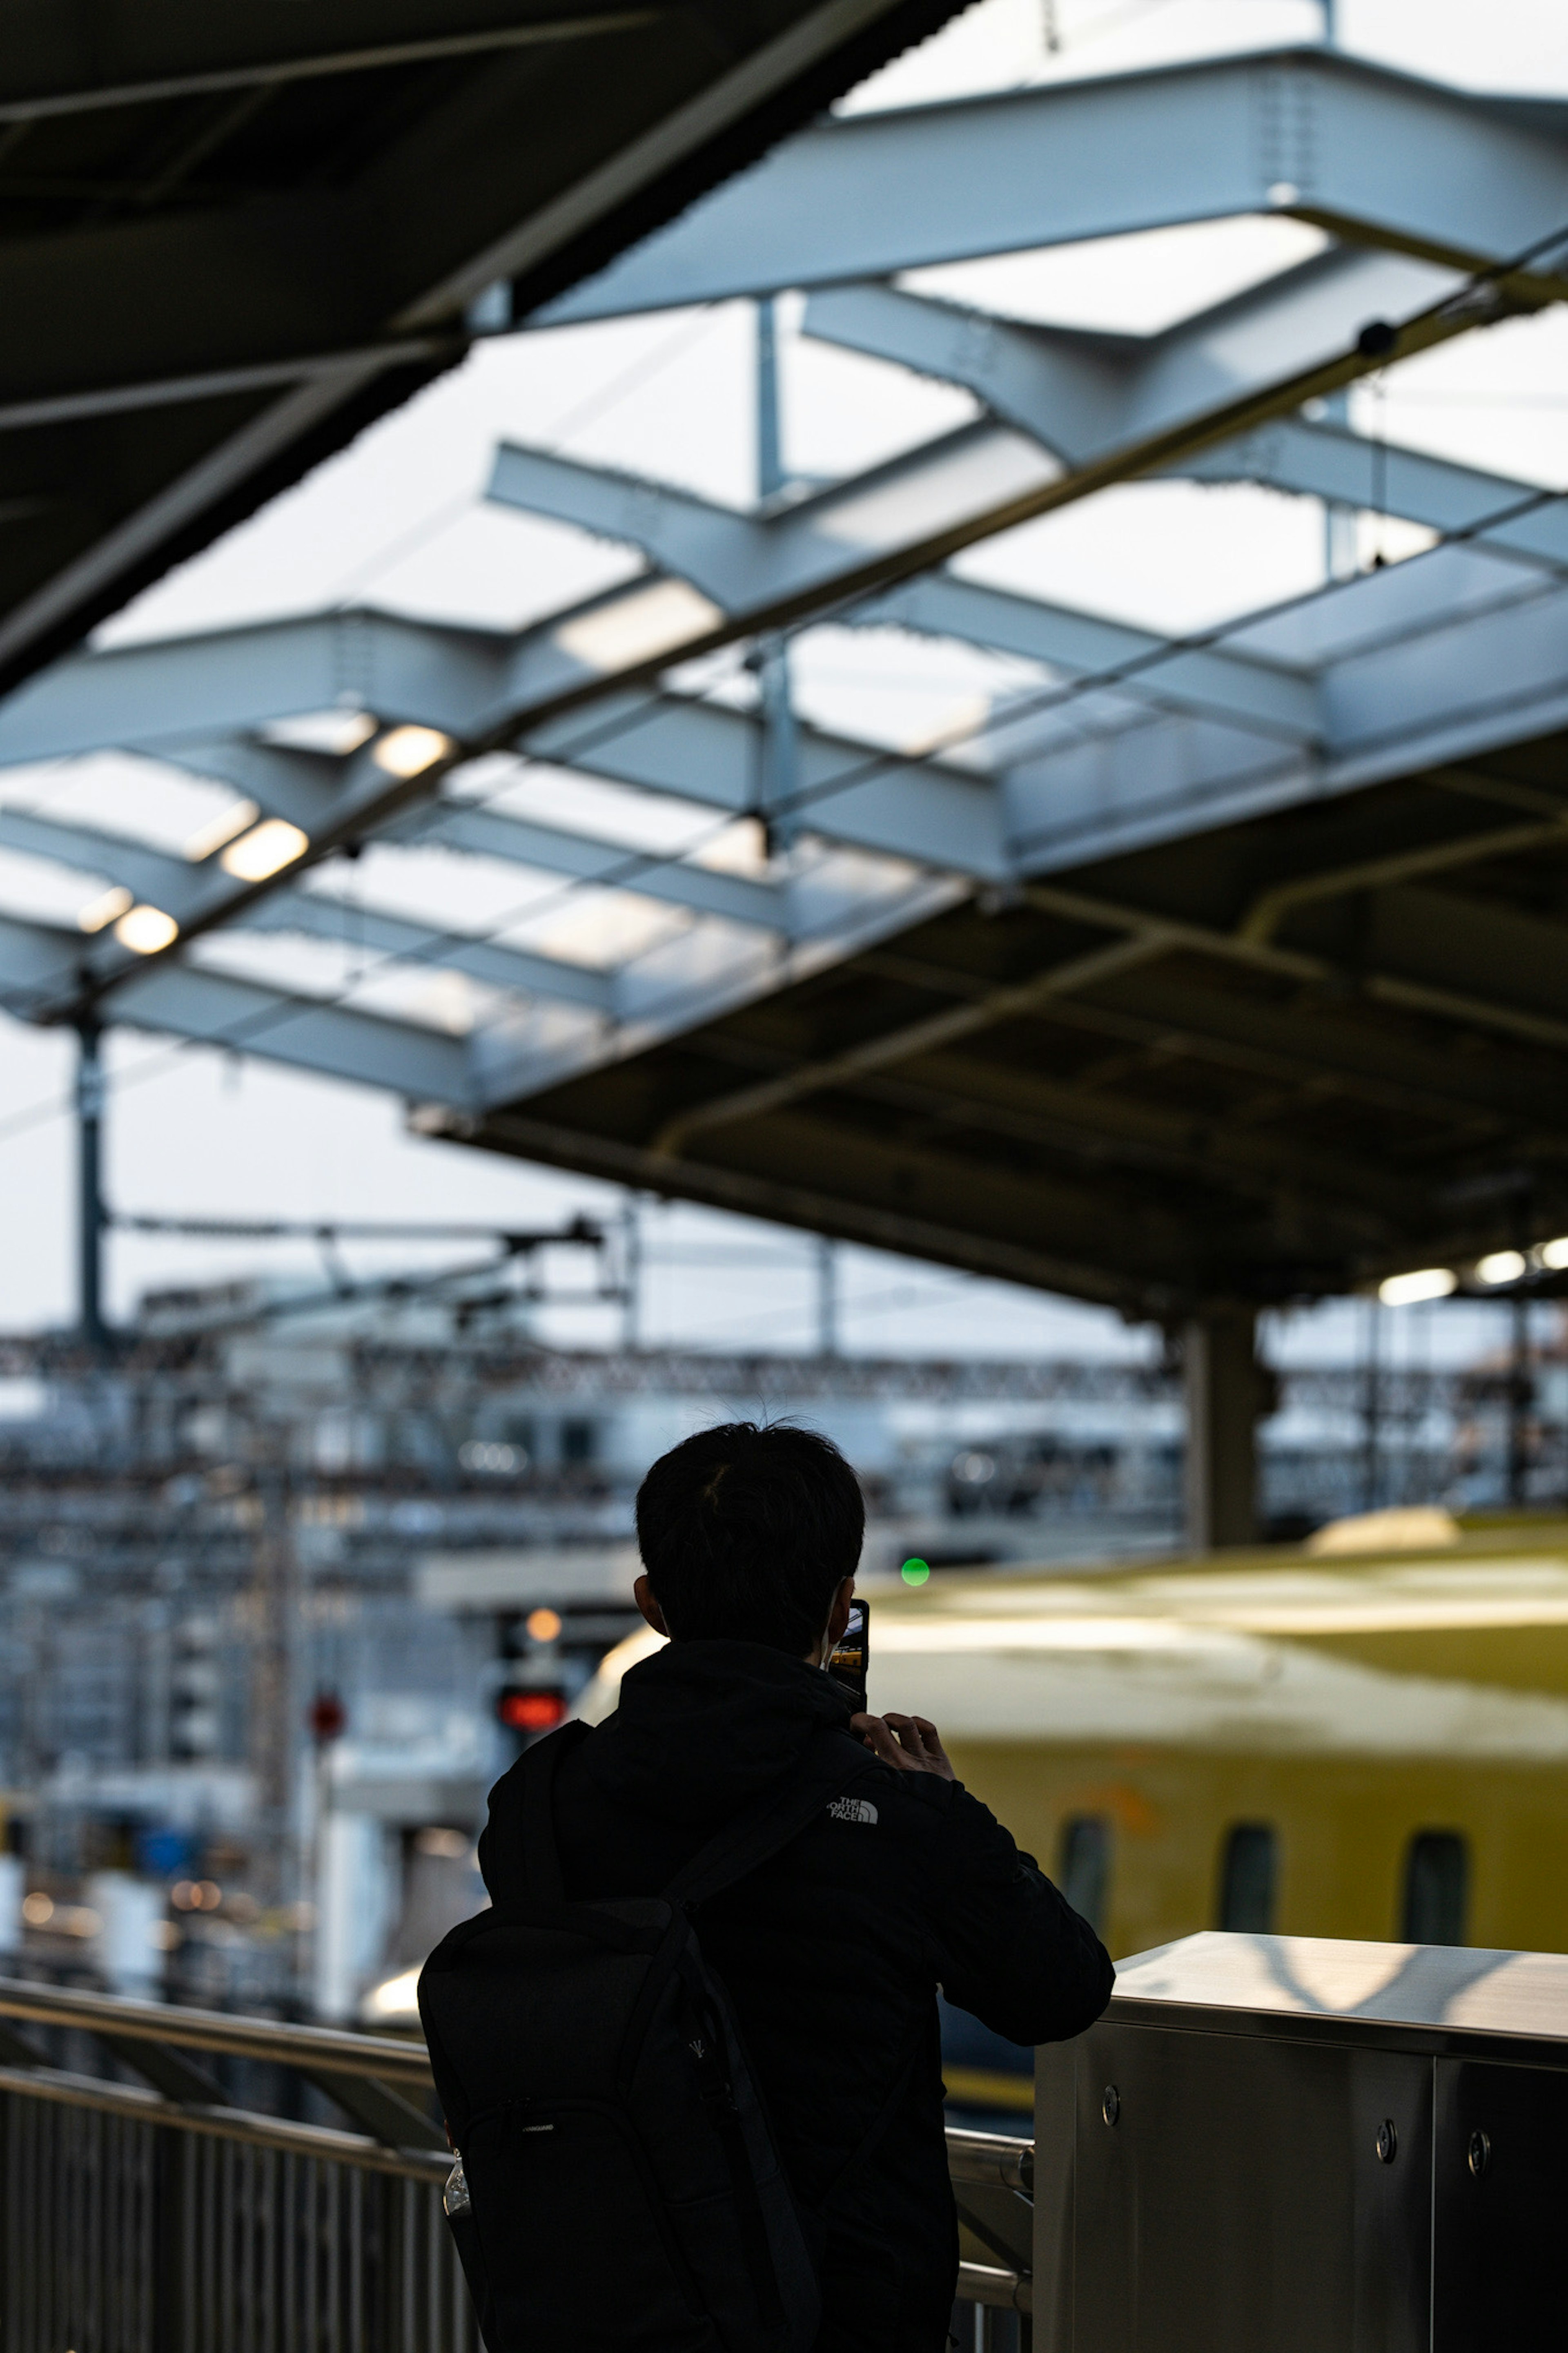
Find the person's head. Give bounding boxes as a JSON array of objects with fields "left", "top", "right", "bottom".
[{"left": 633, "top": 1421, "right": 864, "bottom": 1661}]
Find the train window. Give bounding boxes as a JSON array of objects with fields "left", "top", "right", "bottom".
[
  {"left": 1058, "top": 1815, "right": 1110, "bottom": 1935},
  {"left": 1401, "top": 1830, "right": 1468, "bottom": 1946},
  {"left": 1218, "top": 1823, "right": 1278, "bottom": 1932}
]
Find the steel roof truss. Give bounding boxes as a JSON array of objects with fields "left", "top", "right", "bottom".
[{"left": 535, "top": 47, "right": 1568, "bottom": 323}]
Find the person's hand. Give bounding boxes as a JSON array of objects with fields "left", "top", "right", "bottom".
[{"left": 851, "top": 1711, "right": 955, "bottom": 1781}]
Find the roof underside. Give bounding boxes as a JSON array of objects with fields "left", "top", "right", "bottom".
[
  {"left": 0, "top": 0, "right": 962, "bottom": 696},
  {"left": 0, "top": 39, "right": 1565, "bottom": 1325},
  {"left": 457, "top": 721, "right": 1568, "bottom": 1321}
]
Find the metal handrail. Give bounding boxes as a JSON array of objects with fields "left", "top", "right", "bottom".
[
  {"left": 946, "top": 2124, "right": 1033, "bottom": 2192},
  {"left": 0, "top": 2059, "right": 450, "bottom": 2179},
  {"left": 0, "top": 1974, "right": 433, "bottom": 2083},
  {"left": 0, "top": 1974, "right": 1033, "bottom": 2317}
]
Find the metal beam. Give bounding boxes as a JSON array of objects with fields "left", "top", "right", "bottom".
[
  {"left": 0, "top": 802, "right": 616, "bottom": 1015},
  {"left": 856, "top": 573, "right": 1316, "bottom": 740},
  {"left": 484, "top": 441, "right": 1318, "bottom": 739},
  {"left": 0, "top": 0, "right": 954, "bottom": 411},
  {"left": 1238, "top": 814, "right": 1568, "bottom": 941},
  {"left": 446, "top": 1099, "right": 1188, "bottom": 1311},
  {"left": 839, "top": 1043, "right": 1421, "bottom": 1229},
  {"left": 3, "top": 249, "right": 1531, "bottom": 911},
  {"left": 1019, "top": 880, "right": 1568, "bottom": 1118},
  {"left": 114, "top": 959, "right": 475, "bottom": 1105},
  {"left": 0, "top": 0, "right": 964, "bottom": 696},
  {"left": 0, "top": 609, "right": 507, "bottom": 767},
  {"left": 534, "top": 47, "right": 1568, "bottom": 321},
  {"left": 0, "top": 604, "right": 988, "bottom": 926},
  {"left": 651, "top": 930, "right": 1167, "bottom": 1152},
  {"left": 159, "top": 733, "right": 792, "bottom": 930},
  {"left": 0, "top": 364, "right": 437, "bottom": 689},
  {"left": 998, "top": 554, "right": 1568, "bottom": 877},
  {"left": 0, "top": 912, "right": 472, "bottom": 1102},
  {"left": 524, "top": 690, "right": 1010, "bottom": 877},
  {"left": 1183, "top": 417, "right": 1568, "bottom": 574},
  {"left": 390, "top": 799, "right": 788, "bottom": 931},
  {"left": 0, "top": 13, "right": 662, "bottom": 125},
  {"left": 804, "top": 282, "right": 1568, "bottom": 575},
  {"left": 0, "top": 338, "right": 452, "bottom": 437},
  {"left": 630, "top": 880, "right": 1568, "bottom": 1192}
]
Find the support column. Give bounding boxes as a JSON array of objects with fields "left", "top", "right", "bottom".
[
  {"left": 1360, "top": 1294, "right": 1382, "bottom": 1513},
  {"left": 1184, "top": 1310, "right": 1261, "bottom": 1551},
  {"left": 75, "top": 1018, "right": 109, "bottom": 1352},
  {"left": 621, "top": 1194, "right": 642, "bottom": 1353},
  {"left": 1508, "top": 1293, "right": 1532, "bottom": 1507},
  {"left": 816, "top": 1234, "right": 839, "bottom": 1358},
  {"left": 249, "top": 1462, "right": 303, "bottom": 1998},
  {"left": 754, "top": 294, "right": 798, "bottom": 855}
]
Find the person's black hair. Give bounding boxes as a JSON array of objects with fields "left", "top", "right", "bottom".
[{"left": 635, "top": 1420, "right": 864, "bottom": 1655}]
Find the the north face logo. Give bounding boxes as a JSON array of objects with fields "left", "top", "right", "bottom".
[{"left": 827, "top": 1796, "right": 878, "bottom": 1825}]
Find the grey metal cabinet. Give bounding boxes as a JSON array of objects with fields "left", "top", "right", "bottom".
[{"left": 1036, "top": 1932, "right": 1568, "bottom": 2353}]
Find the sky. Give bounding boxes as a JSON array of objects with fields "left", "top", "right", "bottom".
[{"left": 0, "top": 0, "right": 1563, "bottom": 1366}]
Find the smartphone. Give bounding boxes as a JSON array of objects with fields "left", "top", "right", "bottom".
[{"left": 825, "top": 1600, "right": 869, "bottom": 1710}]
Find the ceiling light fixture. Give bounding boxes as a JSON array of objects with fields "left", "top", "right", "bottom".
[
  {"left": 220, "top": 817, "right": 309, "bottom": 882},
  {"left": 1541, "top": 1237, "right": 1568, "bottom": 1272},
  {"left": 262, "top": 709, "right": 376, "bottom": 756},
  {"left": 114, "top": 904, "right": 178, "bottom": 955},
  {"left": 1476, "top": 1250, "right": 1528, "bottom": 1286},
  {"left": 185, "top": 800, "right": 258, "bottom": 862},
  {"left": 372, "top": 725, "right": 454, "bottom": 778},
  {"left": 77, "top": 885, "right": 133, "bottom": 934},
  {"left": 554, "top": 580, "right": 723, "bottom": 673},
  {"left": 1377, "top": 1268, "right": 1456, "bottom": 1306}
]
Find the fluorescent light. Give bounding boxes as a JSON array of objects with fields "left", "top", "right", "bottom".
[
  {"left": 184, "top": 800, "right": 258, "bottom": 861},
  {"left": 262, "top": 709, "right": 376, "bottom": 756},
  {"left": 219, "top": 817, "right": 309, "bottom": 882},
  {"left": 1541, "top": 1237, "right": 1568, "bottom": 1271},
  {"left": 1477, "top": 1249, "right": 1528, "bottom": 1285},
  {"left": 1378, "top": 1268, "right": 1456, "bottom": 1306},
  {"left": 554, "top": 580, "right": 723, "bottom": 673},
  {"left": 114, "top": 904, "right": 178, "bottom": 955},
  {"left": 818, "top": 430, "right": 1058, "bottom": 549},
  {"left": 372, "top": 724, "right": 453, "bottom": 778},
  {"left": 77, "top": 884, "right": 132, "bottom": 934}
]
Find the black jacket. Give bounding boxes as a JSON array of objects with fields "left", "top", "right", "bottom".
[{"left": 479, "top": 1639, "right": 1112, "bottom": 2353}]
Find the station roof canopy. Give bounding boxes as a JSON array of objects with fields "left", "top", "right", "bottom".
[
  {"left": 457, "top": 709, "right": 1568, "bottom": 1322},
  {"left": 0, "top": 0, "right": 963, "bottom": 699},
  {"left": 1, "top": 41, "right": 1566, "bottom": 1323}
]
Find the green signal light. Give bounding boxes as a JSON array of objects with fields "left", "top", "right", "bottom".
[{"left": 900, "top": 1558, "right": 931, "bottom": 1586}]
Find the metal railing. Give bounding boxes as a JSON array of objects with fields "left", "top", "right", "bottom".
[
  {"left": 0, "top": 1976, "right": 1032, "bottom": 2350},
  {"left": 949, "top": 2125, "right": 1033, "bottom": 2348}
]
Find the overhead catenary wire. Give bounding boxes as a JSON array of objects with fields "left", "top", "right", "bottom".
[{"left": 325, "top": 304, "right": 724, "bottom": 608}]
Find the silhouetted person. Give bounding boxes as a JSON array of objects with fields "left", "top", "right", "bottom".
[{"left": 479, "top": 1422, "right": 1112, "bottom": 2351}]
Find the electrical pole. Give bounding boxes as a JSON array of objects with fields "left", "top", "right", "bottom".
[
  {"left": 755, "top": 295, "right": 798, "bottom": 857},
  {"left": 75, "top": 1018, "right": 109, "bottom": 1353},
  {"left": 816, "top": 1235, "right": 839, "bottom": 1358},
  {"left": 248, "top": 1458, "right": 303, "bottom": 1998},
  {"left": 1508, "top": 1294, "right": 1532, "bottom": 1507},
  {"left": 1361, "top": 1295, "right": 1382, "bottom": 1514},
  {"left": 621, "top": 1195, "right": 642, "bottom": 1353}
]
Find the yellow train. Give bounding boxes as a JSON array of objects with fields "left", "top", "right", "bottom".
[{"left": 586, "top": 1514, "right": 1568, "bottom": 2112}]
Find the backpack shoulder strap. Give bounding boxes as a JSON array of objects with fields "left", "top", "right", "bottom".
[
  {"left": 518, "top": 1718, "right": 592, "bottom": 1904},
  {"left": 664, "top": 1725, "right": 880, "bottom": 1910}
]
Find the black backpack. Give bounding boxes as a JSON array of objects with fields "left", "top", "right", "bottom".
[{"left": 418, "top": 1717, "right": 881, "bottom": 2353}]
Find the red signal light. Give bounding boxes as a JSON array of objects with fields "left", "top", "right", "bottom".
[
  {"left": 497, "top": 1688, "right": 567, "bottom": 1733},
  {"left": 307, "top": 1690, "right": 347, "bottom": 1743}
]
